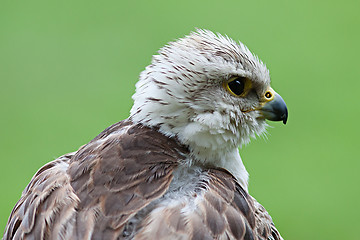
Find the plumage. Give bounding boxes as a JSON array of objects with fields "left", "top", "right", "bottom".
[{"left": 3, "top": 29, "right": 287, "bottom": 240}]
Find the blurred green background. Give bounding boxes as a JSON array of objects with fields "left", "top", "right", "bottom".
[{"left": 1, "top": 0, "right": 359, "bottom": 239}]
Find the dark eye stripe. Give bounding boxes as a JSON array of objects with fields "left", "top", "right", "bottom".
[{"left": 228, "top": 77, "right": 245, "bottom": 96}]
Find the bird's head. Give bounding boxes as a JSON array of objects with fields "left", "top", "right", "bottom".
[{"left": 130, "top": 29, "right": 287, "bottom": 162}]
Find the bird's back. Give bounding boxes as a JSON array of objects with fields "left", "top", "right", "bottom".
[{"left": 3, "top": 121, "right": 282, "bottom": 240}]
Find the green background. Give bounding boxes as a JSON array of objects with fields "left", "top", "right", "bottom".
[{"left": 1, "top": 0, "right": 359, "bottom": 239}]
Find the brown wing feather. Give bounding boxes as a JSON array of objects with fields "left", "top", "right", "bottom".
[
  {"left": 134, "top": 168, "right": 283, "bottom": 240},
  {"left": 3, "top": 121, "right": 189, "bottom": 240},
  {"left": 68, "top": 121, "right": 188, "bottom": 239}
]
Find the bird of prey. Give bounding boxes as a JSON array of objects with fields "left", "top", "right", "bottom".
[{"left": 3, "top": 29, "right": 287, "bottom": 240}]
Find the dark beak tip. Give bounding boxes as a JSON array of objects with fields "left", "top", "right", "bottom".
[{"left": 282, "top": 110, "right": 288, "bottom": 125}]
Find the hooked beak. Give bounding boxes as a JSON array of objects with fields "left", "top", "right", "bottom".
[{"left": 258, "top": 88, "right": 288, "bottom": 124}]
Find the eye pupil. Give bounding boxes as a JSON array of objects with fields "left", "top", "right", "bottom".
[
  {"left": 228, "top": 77, "right": 245, "bottom": 96},
  {"left": 265, "top": 91, "right": 272, "bottom": 99}
]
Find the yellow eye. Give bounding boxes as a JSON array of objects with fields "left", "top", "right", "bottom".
[{"left": 223, "top": 76, "right": 252, "bottom": 97}]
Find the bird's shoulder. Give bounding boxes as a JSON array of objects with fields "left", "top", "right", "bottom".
[{"left": 67, "top": 120, "right": 189, "bottom": 238}]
